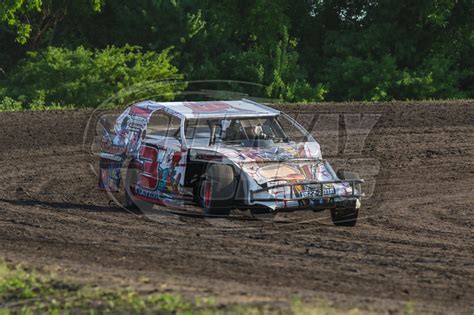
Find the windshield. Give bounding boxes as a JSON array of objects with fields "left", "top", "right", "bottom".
[{"left": 185, "top": 115, "right": 311, "bottom": 147}]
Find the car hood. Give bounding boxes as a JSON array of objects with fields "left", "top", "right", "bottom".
[{"left": 193, "top": 141, "right": 334, "bottom": 185}]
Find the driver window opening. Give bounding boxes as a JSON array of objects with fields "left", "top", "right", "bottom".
[{"left": 147, "top": 112, "right": 181, "bottom": 140}]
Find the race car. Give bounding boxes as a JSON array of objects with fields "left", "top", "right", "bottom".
[{"left": 99, "top": 99, "right": 363, "bottom": 226}]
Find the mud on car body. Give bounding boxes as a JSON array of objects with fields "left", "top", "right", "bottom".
[{"left": 99, "top": 99, "right": 363, "bottom": 226}]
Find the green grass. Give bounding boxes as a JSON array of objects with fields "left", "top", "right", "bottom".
[
  {"left": 0, "top": 261, "right": 195, "bottom": 314},
  {"left": 0, "top": 260, "right": 416, "bottom": 314}
]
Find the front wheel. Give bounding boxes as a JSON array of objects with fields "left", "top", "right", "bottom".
[
  {"left": 250, "top": 207, "right": 276, "bottom": 221},
  {"left": 198, "top": 164, "right": 236, "bottom": 216},
  {"left": 330, "top": 206, "right": 359, "bottom": 227},
  {"left": 331, "top": 170, "right": 361, "bottom": 226}
]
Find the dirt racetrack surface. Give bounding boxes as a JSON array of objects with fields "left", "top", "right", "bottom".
[{"left": 0, "top": 101, "right": 473, "bottom": 314}]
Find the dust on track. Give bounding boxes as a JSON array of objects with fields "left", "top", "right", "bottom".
[{"left": 0, "top": 101, "right": 473, "bottom": 314}]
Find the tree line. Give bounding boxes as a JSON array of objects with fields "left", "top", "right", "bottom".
[{"left": 0, "top": 0, "right": 472, "bottom": 109}]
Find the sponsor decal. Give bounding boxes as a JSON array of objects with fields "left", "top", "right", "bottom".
[
  {"left": 127, "top": 116, "right": 148, "bottom": 130},
  {"left": 129, "top": 105, "right": 154, "bottom": 117},
  {"left": 183, "top": 101, "right": 259, "bottom": 115},
  {"left": 194, "top": 153, "right": 223, "bottom": 162},
  {"left": 184, "top": 101, "right": 231, "bottom": 113},
  {"left": 135, "top": 186, "right": 162, "bottom": 201}
]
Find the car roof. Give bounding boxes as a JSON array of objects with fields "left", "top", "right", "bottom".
[{"left": 132, "top": 99, "right": 280, "bottom": 119}]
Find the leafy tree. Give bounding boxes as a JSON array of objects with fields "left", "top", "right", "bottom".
[
  {"left": 294, "top": 0, "right": 473, "bottom": 100},
  {"left": 1, "top": 45, "right": 183, "bottom": 108},
  {"left": 0, "top": 0, "right": 473, "bottom": 105},
  {"left": 0, "top": 0, "right": 102, "bottom": 44},
  {"left": 0, "top": 0, "right": 42, "bottom": 44}
]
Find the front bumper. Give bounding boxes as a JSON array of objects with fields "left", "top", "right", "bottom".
[{"left": 249, "top": 179, "right": 363, "bottom": 212}]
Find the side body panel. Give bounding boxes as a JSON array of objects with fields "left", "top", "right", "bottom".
[{"left": 133, "top": 141, "right": 190, "bottom": 207}]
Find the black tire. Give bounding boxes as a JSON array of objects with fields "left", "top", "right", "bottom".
[
  {"left": 125, "top": 165, "right": 154, "bottom": 213},
  {"left": 250, "top": 207, "right": 276, "bottom": 220},
  {"left": 331, "top": 170, "right": 360, "bottom": 227},
  {"left": 199, "top": 164, "right": 236, "bottom": 216},
  {"left": 336, "top": 170, "right": 359, "bottom": 182},
  {"left": 330, "top": 207, "right": 359, "bottom": 227}
]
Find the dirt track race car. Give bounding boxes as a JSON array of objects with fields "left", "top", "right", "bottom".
[{"left": 99, "top": 99, "right": 363, "bottom": 226}]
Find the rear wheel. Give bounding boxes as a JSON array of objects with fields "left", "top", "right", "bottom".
[
  {"left": 198, "top": 164, "right": 236, "bottom": 216},
  {"left": 331, "top": 170, "right": 361, "bottom": 227}
]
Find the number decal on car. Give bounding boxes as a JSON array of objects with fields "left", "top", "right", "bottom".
[{"left": 139, "top": 145, "right": 159, "bottom": 190}]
